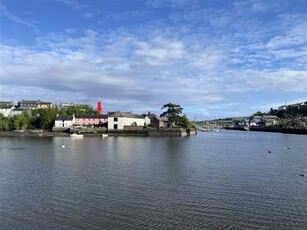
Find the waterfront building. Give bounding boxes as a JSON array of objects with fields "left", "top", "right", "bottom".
[
  {"left": 53, "top": 114, "right": 108, "bottom": 129},
  {"left": 108, "top": 112, "right": 145, "bottom": 130},
  {"left": 75, "top": 114, "right": 108, "bottom": 127},
  {"left": 150, "top": 116, "right": 168, "bottom": 128},
  {"left": 54, "top": 115, "right": 76, "bottom": 128}
]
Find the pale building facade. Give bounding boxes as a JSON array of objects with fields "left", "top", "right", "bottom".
[
  {"left": 75, "top": 114, "right": 108, "bottom": 126},
  {"left": 0, "top": 106, "right": 14, "bottom": 117},
  {"left": 54, "top": 115, "right": 75, "bottom": 128},
  {"left": 108, "top": 112, "right": 145, "bottom": 130},
  {"left": 18, "top": 100, "right": 53, "bottom": 109}
]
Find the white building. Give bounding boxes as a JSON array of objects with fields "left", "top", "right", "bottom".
[
  {"left": 143, "top": 112, "right": 156, "bottom": 126},
  {"left": 108, "top": 112, "right": 145, "bottom": 130},
  {"left": 0, "top": 101, "right": 14, "bottom": 117},
  {"left": 0, "top": 105, "right": 14, "bottom": 117},
  {"left": 10, "top": 109, "right": 31, "bottom": 117},
  {"left": 54, "top": 115, "right": 75, "bottom": 128}
]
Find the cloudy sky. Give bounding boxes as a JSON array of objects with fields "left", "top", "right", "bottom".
[{"left": 0, "top": 0, "right": 306, "bottom": 120}]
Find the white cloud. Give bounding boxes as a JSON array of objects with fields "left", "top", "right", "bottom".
[
  {"left": 252, "top": 3, "right": 266, "bottom": 13},
  {"left": 83, "top": 12, "right": 94, "bottom": 19},
  {"left": 188, "top": 52, "right": 224, "bottom": 70},
  {"left": 145, "top": 0, "right": 193, "bottom": 9},
  {"left": 1, "top": 0, "right": 306, "bottom": 119},
  {"left": 224, "top": 69, "right": 307, "bottom": 93},
  {"left": 56, "top": 0, "right": 87, "bottom": 11},
  {"left": 0, "top": 3, "right": 38, "bottom": 31},
  {"left": 1, "top": 26, "right": 305, "bottom": 118},
  {"left": 134, "top": 37, "right": 185, "bottom": 65}
]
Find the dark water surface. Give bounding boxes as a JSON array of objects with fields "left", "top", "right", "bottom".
[{"left": 1, "top": 131, "right": 307, "bottom": 229}]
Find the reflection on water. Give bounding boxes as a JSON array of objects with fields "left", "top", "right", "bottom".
[{"left": 1, "top": 132, "right": 307, "bottom": 229}]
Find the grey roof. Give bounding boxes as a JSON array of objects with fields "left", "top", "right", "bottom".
[
  {"left": 18, "top": 100, "right": 52, "bottom": 104},
  {"left": 108, "top": 111, "right": 144, "bottom": 119},
  {"left": 0, "top": 105, "right": 14, "bottom": 109},
  {"left": 262, "top": 115, "right": 278, "bottom": 119},
  {"left": 143, "top": 112, "right": 157, "bottom": 119},
  {"left": 12, "top": 108, "right": 29, "bottom": 112},
  {"left": 0, "top": 101, "right": 13, "bottom": 105},
  {"left": 19, "top": 100, "right": 41, "bottom": 103},
  {"left": 153, "top": 116, "right": 168, "bottom": 121},
  {"left": 55, "top": 115, "right": 74, "bottom": 121},
  {"left": 76, "top": 114, "right": 108, "bottom": 119}
]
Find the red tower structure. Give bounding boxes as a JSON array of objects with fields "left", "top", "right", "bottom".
[{"left": 97, "top": 101, "right": 102, "bottom": 114}]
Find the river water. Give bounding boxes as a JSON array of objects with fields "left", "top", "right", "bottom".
[{"left": 1, "top": 131, "right": 306, "bottom": 229}]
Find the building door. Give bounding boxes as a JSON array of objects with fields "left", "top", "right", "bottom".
[{"left": 114, "top": 124, "right": 118, "bottom": 129}]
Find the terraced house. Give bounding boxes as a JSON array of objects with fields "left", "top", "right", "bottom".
[
  {"left": 53, "top": 114, "right": 108, "bottom": 129},
  {"left": 18, "top": 99, "right": 54, "bottom": 109},
  {"left": 75, "top": 114, "right": 108, "bottom": 127}
]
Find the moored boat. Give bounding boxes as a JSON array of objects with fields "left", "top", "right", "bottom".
[{"left": 70, "top": 133, "right": 84, "bottom": 138}]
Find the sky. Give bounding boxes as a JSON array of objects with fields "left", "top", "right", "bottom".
[{"left": 0, "top": 0, "right": 306, "bottom": 120}]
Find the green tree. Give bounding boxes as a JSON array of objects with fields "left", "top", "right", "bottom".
[
  {"left": 253, "top": 111, "right": 265, "bottom": 116},
  {"left": 177, "top": 114, "right": 191, "bottom": 128},
  {"left": 11, "top": 114, "right": 30, "bottom": 130},
  {"left": 12, "top": 116, "right": 20, "bottom": 130},
  {"left": 269, "top": 108, "right": 278, "bottom": 115},
  {"left": 31, "top": 108, "right": 57, "bottom": 129},
  {"left": 0, "top": 114, "right": 10, "bottom": 131},
  {"left": 59, "top": 104, "right": 98, "bottom": 115},
  {"left": 160, "top": 103, "right": 183, "bottom": 127}
]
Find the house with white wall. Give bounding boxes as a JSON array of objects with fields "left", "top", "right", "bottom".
[
  {"left": 143, "top": 112, "right": 156, "bottom": 126},
  {"left": 0, "top": 105, "right": 15, "bottom": 117},
  {"left": 54, "top": 115, "right": 75, "bottom": 128},
  {"left": 10, "top": 109, "right": 31, "bottom": 117},
  {"left": 0, "top": 101, "right": 14, "bottom": 117},
  {"left": 108, "top": 112, "right": 145, "bottom": 130}
]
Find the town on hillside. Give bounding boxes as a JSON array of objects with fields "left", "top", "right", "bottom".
[
  {"left": 195, "top": 101, "right": 307, "bottom": 132},
  {"left": 1, "top": 99, "right": 307, "bottom": 134},
  {"left": 0, "top": 100, "right": 191, "bottom": 134}
]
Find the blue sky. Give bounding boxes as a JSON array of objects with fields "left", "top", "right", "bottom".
[{"left": 0, "top": 0, "right": 306, "bottom": 120}]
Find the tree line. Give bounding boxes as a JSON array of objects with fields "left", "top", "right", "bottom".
[
  {"left": 0, "top": 104, "right": 97, "bottom": 131},
  {"left": 0, "top": 103, "right": 193, "bottom": 131}
]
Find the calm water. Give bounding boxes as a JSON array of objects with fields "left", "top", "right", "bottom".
[{"left": 1, "top": 131, "right": 306, "bottom": 229}]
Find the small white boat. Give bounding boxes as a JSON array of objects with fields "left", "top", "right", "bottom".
[
  {"left": 102, "top": 134, "right": 108, "bottom": 138},
  {"left": 70, "top": 133, "right": 84, "bottom": 138}
]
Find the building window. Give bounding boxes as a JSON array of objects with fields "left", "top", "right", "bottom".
[{"left": 114, "top": 118, "right": 118, "bottom": 122}]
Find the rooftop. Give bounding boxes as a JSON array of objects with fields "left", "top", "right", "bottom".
[{"left": 108, "top": 111, "right": 144, "bottom": 119}]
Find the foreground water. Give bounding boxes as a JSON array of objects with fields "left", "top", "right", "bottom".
[{"left": 0, "top": 131, "right": 306, "bottom": 229}]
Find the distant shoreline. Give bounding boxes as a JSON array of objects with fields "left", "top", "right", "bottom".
[
  {"left": 0, "top": 128, "right": 197, "bottom": 137},
  {"left": 225, "top": 127, "right": 307, "bottom": 135},
  {"left": 0, "top": 130, "right": 70, "bottom": 137}
]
